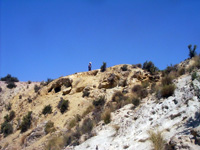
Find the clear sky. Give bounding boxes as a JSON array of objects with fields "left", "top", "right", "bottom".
[{"left": 0, "top": 0, "right": 200, "bottom": 81}]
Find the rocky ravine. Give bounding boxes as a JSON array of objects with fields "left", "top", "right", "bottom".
[{"left": 0, "top": 63, "right": 200, "bottom": 150}]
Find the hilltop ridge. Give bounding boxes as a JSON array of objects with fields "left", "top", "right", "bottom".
[{"left": 0, "top": 58, "right": 200, "bottom": 150}]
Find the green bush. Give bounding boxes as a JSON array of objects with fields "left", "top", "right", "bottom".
[
  {"left": 1, "top": 74, "right": 19, "bottom": 82},
  {"left": 4, "top": 110, "right": 15, "bottom": 122},
  {"left": 121, "top": 65, "right": 128, "bottom": 71},
  {"left": 42, "top": 105, "right": 52, "bottom": 115},
  {"left": 100, "top": 62, "right": 107, "bottom": 72},
  {"left": 191, "top": 72, "right": 198, "bottom": 81},
  {"left": 20, "top": 111, "right": 32, "bottom": 133},
  {"left": 7, "top": 82, "right": 17, "bottom": 89},
  {"left": 143, "top": 61, "right": 158, "bottom": 75},
  {"left": 161, "top": 84, "right": 175, "bottom": 98},
  {"left": 58, "top": 99, "right": 69, "bottom": 114},
  {"left": 1, "top": 121, "right": 13, "bottom": 137},
  {"left": 93, "top": 96, "right": 105, "bottom": 107}
]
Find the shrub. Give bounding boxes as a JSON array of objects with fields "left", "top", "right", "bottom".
[
  {"left": 191, "top": 72, "right": 198, "bottom": 81},
  {"left": 161, "top": 84, "right": 175, "bottom": 98},
  {"left": 0, "top": 87, "right": 2, "bottom": 92},
  {"left": 45, "top": 136, "right": 65, "bottom": 150},
  {"left": 82, "top": 105, "right": 94, "bottom": 118},
  {"left": 81, "top": 118, "right": 93, "bottom": 134},
  {"left": 1, "top": 121, "right": 13, "bottom": 137},
  {"left": 132, "top": 85, "right": 148, "bottom": 99},
  {"left": 7, "top": 82, "right": 16, "bottom": 89},
  {"left": 112, "top": 91, "right": 125, "bottom": 102},
  {"left": 121, "top": 65, "right": 128, "bottom": 71},
  {"left": 141, "top": 80, "right": 150, "bottom": 88},
  {"left": 34, "top": 85, "right": 40, "bottom": 93},
  {"left": 4, "top": 111, "right": 15, "bottom": 122},
  {"left": 27, "top": 80, "right": 31, "bottom": 84},
  {"left": 163, "top": 64, "right": 177, "bottom": 75},
  {"left": 132, "top": 97, "right": 140, "bottom": 107},
  {"left": 132, "top": 85, "right": 142, "bottom": 93},
  {"left": 42, "top": 105, "right": 52, "bottom": 115},
  {"left": 93, "top": 96, "right": 105, "bottom": 107},
  {"left": 46, "top": 78, "right": 53, "bottom": 85},
  {"left": 178, "top": 68, "right": 185, "bottom": 76},
  {"left": 45, "top": 121, "right": 56, "bottom": 134},
  {"left": 1, "top": 74, "right": 19, "bottom": 82},
  {"left": 101, "top": 109, "right": 111, "bottom": 124},
  {"left": 58, "top": 99, "right": 69, "bottom": 114},
  {"left": 5, "top": 103, "right": 12, "bottom": 111},
  {"left": 20, "top": 111, "right": 32, "bottom": 133},
  {"left": 100, "top": 62, "right": 107, "bottom": 72},
  {"left": 188, "top": 44, "right": 197, "bottom": 58},
  {"left": 148, "top": 130, "right": 166, "bottom": 150},
  {"left": 161, "top": 75, "right": 173, "bottom": 86},
  {"left": 82, "top": 90, "right": 90, "bottom": 97},
  {"left": 143, "top": 61, "right": 158, "bottom": 75}
]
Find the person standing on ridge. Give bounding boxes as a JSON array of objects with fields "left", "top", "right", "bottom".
[{"left": 88, "top": 62, "right": 92, "bottom": 71}]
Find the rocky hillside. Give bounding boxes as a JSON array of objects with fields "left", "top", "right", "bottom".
[{"left": 0, "top": 58, "right": 200, "bottom": 150}]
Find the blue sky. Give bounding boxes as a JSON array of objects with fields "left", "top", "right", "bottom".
[{"left": 1, "top": 0, "right": 200, "bottom": 81}]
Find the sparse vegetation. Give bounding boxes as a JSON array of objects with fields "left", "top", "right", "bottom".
[
  {"left": 121, "top": 65, "right": 128, "bottom": 71},
  {"left": 132, "top": 84, "right": 148, "bottom": 99},
  {"left": 143, "top": 61, "right": 158, "bottom": 75},
  {"left": 45, "top": 121, "right": 56, "bottom": 134},
  {"left": 93, "top": 96, "right": 105, "bottom": 107},
  {"left": 81, "top": 118, "right": 93, "bottom": 134},
  {"left": 132, "top": 97, "right": 140, "bottom": 107},
  {"left": 0, "top": 87, "right": 2, "bottom": 92},
  {"left": 7, "top": 82, "right": 17, "bottom": 89},
  {"left": 34, "top": 84, "right": 40, "bottom": 93},
  {"left": 1, "top": 121, "right": 13, "bottom": 137},
  {"left": 82, "top": 105, "right": 94, "bottom": 118},
  {"left": 5, "top": 103, "right": 12, "bottom": 111},
  {"left": 161, "top": 84, "right": 175, "bottom": 98},
  {"left": 191, "top": 72, "right": 198, "bottom": 81},
  {"left": 100, "top": 62, "right": 107, "bottom": 72},
  {"left": 148, "top": 130, "right": 166, "bottom": 150},
  {"left": 20, "top": 111, "right": 32, "bottom": 133},
  {"left": 42, "top": 105, "right": 52, "bottom": 115},
  {"left": 58, "top": 98, "right": 69, "bottom": 114},
  {"left": 101, "top": 109, "right": 111, "bottom": 124},
  {"left": 82, "top": 90, "right": 90, "bottom": 97},
  {"left": 4, "top": 110, "right": 15, "bottom": 122},
  {"left": 1, "top": 74, "right": 19, "bottom": 82}
]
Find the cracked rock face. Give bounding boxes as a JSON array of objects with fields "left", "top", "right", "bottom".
[{"left": 65, "top": 74, "right": 200, "bottom": 150}]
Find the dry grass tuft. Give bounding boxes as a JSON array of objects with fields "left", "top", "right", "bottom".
[{"left": 148, "top": 130, "right": 166, "bottom": 150}]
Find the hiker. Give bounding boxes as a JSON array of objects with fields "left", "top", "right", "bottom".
[{"left": 88, "top": 62, "right": 92, "bottom": 71}]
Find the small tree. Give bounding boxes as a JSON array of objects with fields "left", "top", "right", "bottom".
[
  {"left": 100, "top": 62, "right": 107, "bottom": 72},
  {"left": 188, "top": 44, "right": 197, "bottom": 58},
  {"left": 143, "top": 61, "right": 158, "bottom": 75}
]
